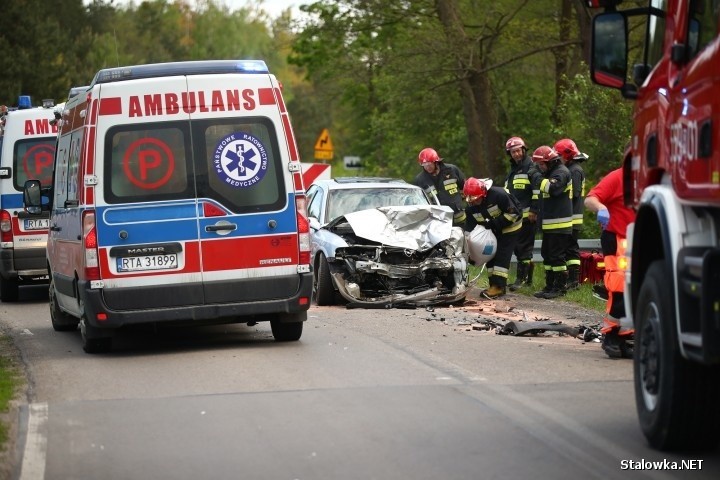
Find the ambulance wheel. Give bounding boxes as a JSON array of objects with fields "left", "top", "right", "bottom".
[
  {"left": 80, "top": 316, "right": 113, "bottom": 354},
  {"left": 314, "top": 254, "right": 335, "bottom": 306},
  {"left": 634, "top": 260, "right": 720, "bottom": 451},
  {"left": 0, "top": 277, "right": 19, "bottom": 302},
  {"left": 49, "top": 279, "right": 79, "bottom": 332},
  {"left": 271, "top": 312, "right": 305, "bottom": 342}
]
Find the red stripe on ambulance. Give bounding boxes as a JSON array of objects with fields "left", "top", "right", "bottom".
[
  {"left": 282, "top": 114, "right": 299, "bottom": 161},
  {"left": 99, "top": 97, "right": 122, "bottom": 116},
  {"left": 201, "top": 235, "right": 299, "bottom": 271},
  {"left": 258, "top": 88, "right": 276, "bottom": 106}
]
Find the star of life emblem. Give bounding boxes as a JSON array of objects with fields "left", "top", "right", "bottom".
[{"left": 213, "top": 132, "right": 268, "bottom": 188}]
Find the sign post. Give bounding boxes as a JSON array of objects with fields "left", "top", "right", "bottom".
[{"left": 314, "top": 128, "right": 334, "bottom": 161}]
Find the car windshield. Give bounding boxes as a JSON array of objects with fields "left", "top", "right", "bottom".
[{"left": 327, "top": 187, "right": 429, "bottom": 222}]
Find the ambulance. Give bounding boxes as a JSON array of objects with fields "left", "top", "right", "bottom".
[
  {"left": 23, "top": 60, "right": 313, "bottom": 353},
  {"left": 0, "top": 96, "right": 58, "bottom": 302}
]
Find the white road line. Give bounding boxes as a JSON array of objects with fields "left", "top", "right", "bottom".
[{"left": 20, "top": 402, "right": 48, "bottom": 480}]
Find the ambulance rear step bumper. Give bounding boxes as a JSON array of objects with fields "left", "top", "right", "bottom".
[{"left": 79, "top": 272, "right": 313, "bottom": 329}]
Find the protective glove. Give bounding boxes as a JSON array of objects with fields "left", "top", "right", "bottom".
[{"left": 597, "top": 208, "right": 610, "bottom": 230}]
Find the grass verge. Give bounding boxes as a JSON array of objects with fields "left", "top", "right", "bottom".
[
  {"left": 0, "top": 333, "right": 21, "bottom": 466},
  {"left": 469, "top": 262, "right": 606, "bottom": 312}
]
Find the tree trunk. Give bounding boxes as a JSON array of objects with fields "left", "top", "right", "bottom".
[{"left": 435, "top": 0, "right": 504, "bottom": 179}]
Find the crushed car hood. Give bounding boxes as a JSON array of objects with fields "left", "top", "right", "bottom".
[{"left": 337, "top": 205, "right": 455, "bottom": 250}]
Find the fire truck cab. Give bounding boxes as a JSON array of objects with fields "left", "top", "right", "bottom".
[
  {"left": 589, "top": 0, "right": 720, "bottom": 450},
  {"left": 0, "top": 96, "right": 58, "bottom": 302}
]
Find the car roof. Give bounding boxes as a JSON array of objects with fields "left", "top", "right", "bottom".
[{"left": 313, "top": 177, "right": 417, "bottom": 190}]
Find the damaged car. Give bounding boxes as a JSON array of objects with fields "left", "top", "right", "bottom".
[{"left": 306, "top": 178, "right": 470, "bottom": 308}]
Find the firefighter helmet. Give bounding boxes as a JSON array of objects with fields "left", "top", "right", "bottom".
[
  {"left": 418, "top": 147, "right": 441, "bottom": 164},
  {"left": 463, "top": 177, "right": 488, "bottom": 198},
  {"left": 532, "top": 145, "right": 559, "bottom": 163},
  {"left": 505, "top": 136, "right": 526, "bottom": 152},
  {"left": 553, "top": 138, "right": 580, "bottom": 160}
]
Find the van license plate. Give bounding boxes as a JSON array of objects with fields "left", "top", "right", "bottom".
[
  {"left": 24, "top": 218, "right": 50, "bottom": 230},
  {"left": 117, "top": 254, "right": 179, "bottom": 272}
]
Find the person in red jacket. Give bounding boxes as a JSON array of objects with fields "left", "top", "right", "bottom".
[{"left": 584, "top": 167, "right": 637, "bottom": 358}]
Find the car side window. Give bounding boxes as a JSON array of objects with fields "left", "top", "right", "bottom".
[{"left": 307, "top": 187, "right": 323, "bottom": 220}]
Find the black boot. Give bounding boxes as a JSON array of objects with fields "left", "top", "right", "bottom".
[
  {"left": 542, "top": 271, "right": 568, "bottom": 299},
  {"left": 525, "top": 262, "right": 535, "bottom": 286},
  {"left": 566, "top": 265, "right": 580, "bottom": 290},
  {"left": 533, "top": 270, "right": 553, "bottom": 298},
  {"left": 509, "top": 262, "right": 528, "bottom": 292}
]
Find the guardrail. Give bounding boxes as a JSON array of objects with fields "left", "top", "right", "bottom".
[{"left": 512, "top": 239, "right": 602, "bottom": 264}]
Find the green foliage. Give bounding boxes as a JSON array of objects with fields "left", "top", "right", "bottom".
[
  {"left": 0, "top": 336, "right": 20, "bottom": 449},
  {"left": 554, "top": 71, "right": 633, "bottom": 180},
  {"left": 0, "top": 0, "right": 635, "bottom": 196}
]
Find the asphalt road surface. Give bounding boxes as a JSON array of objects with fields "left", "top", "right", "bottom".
[{"left": 1, "top": 285, "right": 718, "bottom": 480}]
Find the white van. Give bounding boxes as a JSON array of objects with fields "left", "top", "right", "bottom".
[
  {"left": 24, "top": 60, "right": 313, "bottom": 352},
  {"left": 0, "top": 96, "right": 58, "bottom": 301}
]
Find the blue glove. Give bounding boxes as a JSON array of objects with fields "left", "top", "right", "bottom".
[{"left": 597, "top": 208, "right": 610, "bottom": 230}]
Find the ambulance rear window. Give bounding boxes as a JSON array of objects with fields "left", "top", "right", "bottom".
[
  {"left": 194, "top": 117, "right": 286, "bottom": 213},
  {"left": 13, "top": 138, "right": 56, "bottom": 190},
  {"left": 103, "top": 118, "right": 286, "bottom": 212},
  {"left": 104, "top": 124, "right": 191, "bottom": 203}
]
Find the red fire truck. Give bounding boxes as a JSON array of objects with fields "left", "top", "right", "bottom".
[{"left": 588, "top": 0, "right": 719, "bottom": 450}]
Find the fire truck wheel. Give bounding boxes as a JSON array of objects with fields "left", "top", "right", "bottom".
[
  {"left": 634, "top": 260, "right": 720, "bottom": 451},
  {"left": 313, "top": 254, "right": 335, "bottom": 306},
  {"left": 271, "top": 312, "right": 305, "bottom": 342},
  {"left": 0, "top": 277, "right": 19, "bottom": 302},
  {"left": 49, "top": 279, "right": 80, "bottom": 332},
  {"left": 80, "top": 316, "right": 113, "bottom": 354}
]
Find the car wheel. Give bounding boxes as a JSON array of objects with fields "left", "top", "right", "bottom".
[
  {"left": 80, "top": 316, "right": 113, "bottom": 354},
  {"left": 0, "top": 277, "right": 19, "bottom": 302},
  {"left": 49, "top": 279, "right": 79, "bottom": 332},
  {"left": 314, "top": 254, "right": 335, "bottom": 306},
  {"left": 634, "top": 260, "right": 720, "bottom": 450},
  {"left": 271, "top": 311, "right": 305, "bottom": 342}
]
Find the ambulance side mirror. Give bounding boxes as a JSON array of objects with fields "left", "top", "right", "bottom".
[{"left": 23, "top": 180, "right": 43, "bottom": 215}]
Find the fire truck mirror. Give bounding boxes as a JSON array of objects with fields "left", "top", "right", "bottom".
[{"left": 591, "top": 12, "right": 628, "bottom": 89}]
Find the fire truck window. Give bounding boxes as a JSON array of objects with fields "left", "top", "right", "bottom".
[
  {"left": 646, "top": 0, "right": 667, "bottom": 69},
  {"left": 688, "top": 0, "right": 719, "bottom": 58}
]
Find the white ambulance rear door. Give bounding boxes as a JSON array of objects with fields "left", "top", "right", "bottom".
[
  {"left": 93, "top": 77, "right": 204, "bottom": 304},
  {"left": 186, "top": 73, "right": 301, "bottom": 304}
]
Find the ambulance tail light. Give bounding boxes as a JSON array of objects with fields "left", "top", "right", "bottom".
[
  {"left": 0, "top": 210, "right": 13, "bottom": 243},
  {"left": 295, "top": 195, "right": 311, "bottom": 265},
  {"left": 82, "top": 210, "right": 100, "bottom": 280}
]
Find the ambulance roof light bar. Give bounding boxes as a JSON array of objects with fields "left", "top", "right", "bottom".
[{"left": 91, "top": 60, "right": 270, "bottom": 86}]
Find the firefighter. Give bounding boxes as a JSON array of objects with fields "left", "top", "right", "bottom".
[
  {"left": 413, "top": 147, "right": 467, "bottom": 226},
  {"left": 463, "top": 177, "right": 522, "bottom": 299},
  {"left": 531, "top": 146, "right": 573, "bottom": 299},
  {"left": 584, "top": 167, "right": 637, "bottom": 358},
  {"left": 554, "top": 138, "right": 586, "bottom": 290},
  {"left": 504, "top": 136, "right": 539, "bottom": 290}
]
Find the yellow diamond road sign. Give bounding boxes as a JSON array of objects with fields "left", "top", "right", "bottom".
[{"left": 314, "top": 128, "right": 334, "bottom": 160}]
